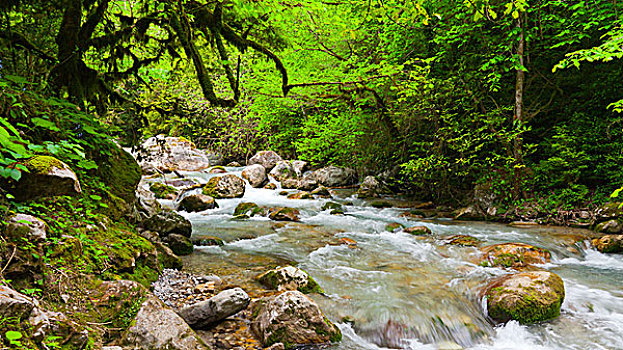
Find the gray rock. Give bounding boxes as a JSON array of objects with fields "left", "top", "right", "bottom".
[
  {"left": 264, "top": 343, "right": 286, "bottom": 350},
  {"left": 5, "top": 213, "right": 47, "bottom": 242},
  {"left": 291, "top": 160, "right": 308, "bottom": 178},
  {"left": 178, "top": 288, "right": 250, "bottom": 329},
  {"left": 28, "top": 307, "right": 89, "bottom": 347},
  {"left": 248, "top": 151, "right": 283, "bottom": 171},
  {"left": 202, "top": 174, "right": 245, "bottom": 199},
  {"left": 297, "top": 172, "right": 317, "bottom": 191},
  {"left": 280, "top": 178, "right": 299, "bottom": 189},
  {"left": 179, "top": 194, "right": 218, "bottom": 212},
  {"left": 134, "top": 135, "right": 215, "bottom": 172},
  {"left": 356, "top": 176, "right": 390, "bottom": 198},
  {"left": 313, "top": 165, "right": 357, "bottom": 187},
  {"left": 143, "top": 210, "right": 192, "bottom": 238},
  {"left": 136, "top": 184, "right": 163, "bottom": 218},
  {"left": 251, "top": 291, "right": 342, "bottom": 348},
  {"left": 269, "top": 161, "right": 297, "bottom": 183},
  {"left": 258, "top": 266, "right": 322, "bottom": 294},
  {"left": 124, "top": 295, "right": 210, "bottom": 350},
  {"left": 0, "top": 285, "right": 35, "bottom": 320},
  {"left": 595, "top": 219, "right": 623, "bottom": 234},
  {"left": 241, "top": 164, "right": 268, "bottom": 188}
]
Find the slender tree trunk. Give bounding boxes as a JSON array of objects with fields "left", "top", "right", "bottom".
[{"left": 512, "top": 14, "right": 526, "bottom": 200}]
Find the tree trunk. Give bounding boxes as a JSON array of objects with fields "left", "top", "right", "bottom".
[{"left": 512, "top": 14, "right": 526, "bottom": 200}]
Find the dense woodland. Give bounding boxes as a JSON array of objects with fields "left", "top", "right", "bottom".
[{"left": 1, "top": 0, "right": 623, "bottom": 349}]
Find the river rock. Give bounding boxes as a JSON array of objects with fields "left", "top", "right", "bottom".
[
  {"left": 403, "top": 226, "right": 432, "bottom": 236},
  {"left": 291, "top": 160, "right": 308, "bottom": 177},
  {"left": 208, "top": 166, "right": 227, "bottom": 174},
  {"left": 444, "top": 235, "right": 482, "bottom": 247},
  {"left": 143, "top": 210, "right": 192, "bottom": 238},
  {"left": 0, "top": 285, "right": 35, "bottom": 320},
  {"left": 595, "top": 219, "right": 623, "bottom": 234},
  {"left": 281, "top": 178, "right": 299, "bottom": 189},
  {"left": 134, "top": 135, "right": 216, "bottom": 172},
  {"left": 591, "top": 234, "right": 623, "bottom": 253},
  {"left": 202, "top": 174, "right": 245, "bottom": 198},
  {"left": 258, "top": 266, "right": 323, "bottom": 293},
  {"left": 287, "top": 191, "right": 312, "bottom": 200},
  {"left": 269, "top": 161, "right": 297, "bottom": 183},
  {"left": 595, "top": 202, "right": 623, "bottom": 221},
  {"left": 164, "top": 234, "right": 194, "bottom": 256},
  {"left": 485, "top": 270, "right": 565, "bottom": 324},
  {"left": 264, "top": 183, "right": 277, "bottom": 190},
  {"left": 227, "top": 161, "right": 242, "bottom": 167},
  {"left": 356, "top": 175, "right": 389, "bottom": 198},
  {"left": 480, "top": 243, "right": 551, "bottom": 268},
  {"left": 242, "top": 164, "right": 268, "bottom": 188},
  {"left": 269, "top": 208, "right": 300, "bottom": 222},
  {"left": 248, "top": 151, "right": 283, "bottom": 171},
  {"left": 453, "top": 205, "right": 485, "bottom": 221},
  {"left": 150, "top": 182, "right": 178, "bottom": 199},
  {"left": 251, "top": 291, "right": 342, "bottom": 348},
  {"left": 179, "top": 194, "right": 218, "bottom": 212},
  {"left": 124, "top": 295, "right": 210, "bottom": 350},
  {"left": 313, "top": 165, "right": 357, "bottom": 187},
  {"left": 297, "top": 172, "right": 318, "bottom": 191},
  {"left": 311, "top": 185, "right": 331, "bottom": 197},
  {"left": 155, "top": 243, "right": 183, "bottom": 270},
  {"left": 385, "top": 222, "right": 404, "bottom": 232},
  {"left": 136, "top": 185, "right": 162, "bottom": 218},
  {"left": 4, "top": 213, "right": 47, "bottom": 242},
  {"left": 234, "top": 202, "right": 265, "bottom": 217},
  {"left": 177, "top": 288, "right": 250, "bottom": 329},
  {"left": 10, "top": 155, "right": 82, "bottom": 201}
]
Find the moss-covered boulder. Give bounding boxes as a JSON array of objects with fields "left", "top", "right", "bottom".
[
  {"left": 385, "top": 222, "right": 404, "bottom": 232},
  {"left": 4, "top": 214, "right": 47, "bottom": 242},
  {"left": 595, "top": 219, "right": 623, "bottom": 234},
  {"left": 444, "top": 235, "right": 482, "bottom": 247},
  {"left": 258, "top": 266, "right": 323, "bottom": 294},
  {"left": 178, "top": 194, "right": 218, "bottom": 212},
  {"left": 269, "top": 208, "right": 300, "bottom": 222},
  {"left": 234, "top": 202, "right": 265, "bottom": 217},
  {"left": 403, "top": 226, "right": 432, "bottom": 236},
  {"left": 163, "top": 233, "right": 194, "bottom": 256},
  {"left": 480, "top": 243, "right": 551, "bottom": 268},
  {"left": 155, "top": 243, "right": 183, "bottom": 270},
  {"left": 485, "top": 270, "right": 565, "bottom": 324},
  {"left": 192, "top": 236, "right": 225, "bottom": 246},
  {"left": 150, "top": 183, "right": 178, "bottom": 199},
  {"left": 202, "top": 174, "right": 245, "bottom": 198},
  {"left": 143, "top": 210, "right": 192, "bottom": 237},
  {"left": 97, "top": 146, "right": 141, "bottom": 203},
  {"left": 591, "top": 234, "right": 623, "bottom": 253},
  {"left": 248, "top": 150, "right": 283, "bottom": 171},
  {"left": 251, "top": 291, "right": 342, "bottom": 349},
  {"left": 10, "top": 156, "right": 82, "bottom": 201}
]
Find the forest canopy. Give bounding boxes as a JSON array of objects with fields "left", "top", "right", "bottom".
[{"left": 1, "top": 0, "right": 622, "bottom": 209}]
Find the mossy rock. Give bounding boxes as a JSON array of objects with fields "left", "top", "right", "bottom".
[
  {"left": 178, "top": 194, "right": 218, "bottom": 212},
  {"left": 403, "top": 226, "right": 432, "bottom": 235},
  {"left": 321, "top": 202, "right": 342, "bottom": 211},
  {"left": 150, "top": 183, "right": 178, "bottom": 199},
  {"left": 163, "top": 233, "right": 194, "bottom": 256},
  {"left": 385, "top": 222, "right": 404, "bottom": 232},
  {"left": 155, "top": 243, "right": 183, "bottom": 269},
  {"left": 485, "top": 270, "right": 565, "bottom": 324},
  {"left": 269, "top": 208, "right": 300, "bottom": 222},
  {"left": 192, "top": 236, "right": 225, "bottom": 246},
  {"left": 287, "top": 191, "right": 312, "bottom": 200},
  {"left": 10, "top": 155, "right": 82, "bottom": 201},
  {"left": 370, "top": 200, "right": 393, "bottom": 208},
  {"left": 480, "top": 243, "right": 551, "bottom": 268},
  {"left": 97, "top": 146, "right": 141, "bottom": 203},
  {"left": 444, "top": 235, "right": 482, "bottom": 247},
  {"left": 258, "top": 266, "right": 323, "bottom": 294},
  {"left": 234, "top": 202, "right": 264, "bottom": 217},
  {"left": 202, "top": 174, "right": 245, "bottom": 198},
  {"left": 591, "top": 234, "right": 623, "bottom": 253}
]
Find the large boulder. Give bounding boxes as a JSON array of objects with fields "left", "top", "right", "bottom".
[
  {"left": 313, "top": 166, "right": 357, "bottom": 187},
  {"left": 251, "top": 291, "right": 342, "bottom": 349},
  {"left": 97, "top": 146, "right": 141, "bottom": 203},
  {"left": 4, "top": 214, "right": 47, "bottom": 242},
  {"left": 485, "top": 270, "right": 565, "bottom": 324},
  {"left": 155, "top": 243, "right": 183, "bottom": 270},
  {"left": 595, "top": 202, "right": 623, "bottom": 221},
  {"left": 591, "top": 234, "right": 623, "bottom": 253},
  {"left": 248, "top": 151, "right": 283, "bottom": 171},
  {"left": 291, "top": 160, "right": 308, "bottom": 178},
  {"left": 124, "top": 295, "right": 210, "bottom": 350},
  {"left": 136, "top": 185, "right": 163, "bottom": 218},
  {"left": 297, "top": 172, "right": 318, "bottom": 191},
  {"left": 163, "top": 233, "right": 194, "bottom": 256},
  {"left": 10, "top": 156, "right": 81, "bottom": 201},
  {"left": 356, "top": 176, "right": 390, "bottom": 198},
  {"left": 595, "top": 219, "right": 623, "bottom": 234},
  {"left": 143, "top": 211, "right": 192, "bottom": 238},
  {"left": 177, "top": 288, "right": 250, "bottom": 329},
  {"left": 269, "top": 208, "right": 300, "bottom": 222},
  {"left": 179, "top": 194, "right": 218, "bottom": 212},
  {"left": 202, "top": 175, "right": 245, "bottom": 199},
  {"left": 269, "top": 161, "right": 297, "bottom": 183},
  {"left": 241, "top": 164, "right": 268, "bottom": 188},
  {"left": 0, "top": 285, "right": 35, "bottom": 320},
  {"left": 258, "top": 266, "right": 323, "bottom": 294},
  {"left": 480, "top": 243, "right": 551, "bottom": 268},
  {"left": 134, "top": 135, "right": 216, "bottom": 172}
]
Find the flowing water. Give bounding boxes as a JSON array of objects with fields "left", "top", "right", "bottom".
[{"left": 150, "top": 168, "right": 623, "bottom": 350}]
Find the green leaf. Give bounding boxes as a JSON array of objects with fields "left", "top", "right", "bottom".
[
  {"left": 31, "top": 117, "right": 60, "bottom": 132},
  {"left": 5, "top": 331, "right": 22, "bottom": 341}
]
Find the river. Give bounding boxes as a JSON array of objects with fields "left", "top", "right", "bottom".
[{"left": 151, "top": 167, "right": 623, "bottom": 350}]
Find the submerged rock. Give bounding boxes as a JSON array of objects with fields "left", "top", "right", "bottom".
[
  {"left": 10, "top": 155, "right": 82, "bottom": 201},
  {"left": 251, "top": 291, "right": 342, "bottom": 348},
  {"left": 258, "top": 266, "right": 323, "bottom": 294},
  {"left": 241, "top": 164, "right": 268, "bottom": 188},
  {"left": 485, "top": 270, "right": 565, "bottom": 324},
  {"left": 591, "top": 234, "right": 623, "bottom": 253},
  {"left": 403, "top": 226, "right": 432, "bottom": 236},
  {"left": 202, "top": 174, "right": 245, "bottom": 198},
  {"left": 313, "top": 165, "right": 357, "bottom": 187},
  {"left": 269, "top": 208, "right": 300, "bottom": 222},
  {"left": 480, "top": 243, "right": 551, "bottom": 268},
  {"left": 444, "top": 235, "right": 483, "bottom": 247},
  {"left": 178, "top": 194, "right": 218, "bottom": 212},
  {"left": 269, "top": 161, "right": 297, "bottom": 183},
  {"left": 177, "top": 288, "right": 250, "bottom": 329},
  {"left": 287, "top": 191, "right": 312, "bottom": 200},
  {"left": 143, "top": 210, "right": 192, "bottom": 238},
  {"left": 124, "top": 295, "right": 210, "bottom": 350},
  {"left": 248, "top": 151, "right": 283, "bottom": 171},
  {"left": 4, "top": 214, "right": 47, "bottom": 242},
  {"left": 385, "top": 222, "right": 404, "bottom": 232}
]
